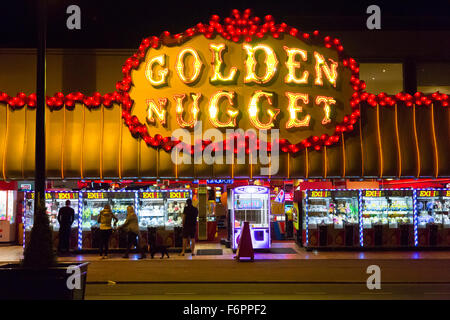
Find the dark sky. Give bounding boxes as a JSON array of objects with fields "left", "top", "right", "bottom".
[{"left": 1, "top": 0, "right": 449, "bottom": 48}]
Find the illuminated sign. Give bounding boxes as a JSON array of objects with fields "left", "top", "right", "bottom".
[
  {"left": 55, "top": 193, "right": 78, "bottom": 200},
  {"left": 363, "top": 190, "right": 383, "bottom": 197},
  {"left": 127, "top": 11, "right": 355, "bottom": 151},
  {"left": 86, "top": 192, "right": 105, "bottom": 199},
  {"left": 285, "top": 192, "right": 294, "bottom": 202},
  {"left": 309, "top": 190, "right": 331, "bottom": 198},
  {"left": 418, "top": 190, "right": 438, "bottom": 198},
  {"left": 29, "top": 193, "right": 52, "bottom": 200},
  {"left": 274, "top": 190, "right": 285, "bottom": 203},
  {"left": 168, "top": 191, "right": 191, "bottom": 199},
  {"left": 141, "top": 192, "right": 164, "bottom": 199},
  {"left": 235, "top": 199, "right": 263, "bottom": 209}
]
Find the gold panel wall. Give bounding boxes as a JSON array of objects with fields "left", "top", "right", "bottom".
[{"left": 0, "top": 102, "right": 448, "bottom": 179}]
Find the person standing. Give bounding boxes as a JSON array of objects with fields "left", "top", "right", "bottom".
[
  {"left": 179, "top": 198, "right": 198, "bottom": 256},
  {"left": 120, "top": 206, "right": 146, "bottom": 259},
  {"left": 97, "top": 204, "right": 118, "bottom": 259},
  {"left": 57, "top": 200, "right": 75, "bottom": 255}
]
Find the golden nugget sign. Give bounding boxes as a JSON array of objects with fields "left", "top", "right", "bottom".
[{"left": 126, "top": 10, "right": 357, "bottom": 151}]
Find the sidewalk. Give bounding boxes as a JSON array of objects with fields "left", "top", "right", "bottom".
[
  {"left": 3, "top": 242, "right": 450, "bottom": 284},
  {"left": 4, "top": 241, "right": 450, "bottom": 263}
]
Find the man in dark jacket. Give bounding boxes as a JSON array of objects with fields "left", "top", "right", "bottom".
[
  {"left": 180, "top": 198, "right": 198, "bottom": 256},
  {"left": 57, "top": 200, "right": 75, "bottom": 255}
]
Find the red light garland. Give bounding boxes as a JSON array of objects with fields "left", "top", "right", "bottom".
[{"left": 0, "top": 9, "right": 448, "bottom": 154}]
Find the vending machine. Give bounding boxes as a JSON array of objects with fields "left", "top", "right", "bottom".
[
  {"left": 81, "top": 191, "right": 136, "bottom": 249},
  {"left": 231, "top": 185, "right": 271, "bottom": 250},
  {"left": 24, "top": 191, "right": 80, "bottom": 248},
  {"left": 137, "top": 191, "right": 166, "bottom": 228},
  {"left": 361, "top": 189, "right": 414, "bottom": 247},
  {"left": 416, "top": 189, "right": 450, "bottom": 247},
  {"left": 0, "top": 190, "right": 16, "bottom": 242},
  {"left": 302, "top": 189, "right": 360, "bottom": 248}
]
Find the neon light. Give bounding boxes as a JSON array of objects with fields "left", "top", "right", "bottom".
[
  {"left": 208, "top": 90, "right": 239, "bottom": 128},
  {"left": 248, "top": 90, "right": 280, "bottom": 130},
  {"left": 243, "top": 44, "right": 278, "bottom": 84},
  {"left": 174, "top": 93, "right": 201, "bottom": 128},
  {"left": 145, "top": 54, "right": 169, "bottom": 87},
  {"left": 176, "top": 47, "right": 203, "bottom": 84},
  {"left": 305, "top": 192, "right": 309, "bottom": 246},
  {"left": 359, "top": 189, "right": 363, "bottom": 247},
  {"left": 285, "top": 92, "right": 310, "bottom": 128},
  {"left": 146, "top": 98, "right": 167, "bottom": 125},
  {"left": 78, "top": 191, "right": 82, "bottom": 250},
  {"left": 314, "top": 51, "right": 338, "bottom": 87},
  {"left": 283, "top": 46, "right": 309, "bottom": 84},
  {"left": 315, "top": 96, "right": 336, "bottom": 125},
  {"left": 209, "top": 43, "right": 237, "bottom": 84},
  {"left": 413, "top": 189, "right": 418, "bottom": 246}
]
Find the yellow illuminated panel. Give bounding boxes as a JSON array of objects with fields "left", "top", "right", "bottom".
[
  {"left": 248, "top": 90, "right": 280, "bottom": 130},
  {"left": 208, "top": 90, "right": 239, "bottom": 128},
  {"left": 145, "top": 54, "right": 169, "bottom": 87},
  {"left": 314, "top": 52, "right": 338, "bottom": 87},
  {"left": 176, "top": 48, "right": 204, "bottom": 84},
  {"left": 315, "top": 96, "right": 336, "bottom": 125},
  {"left": 243, "top": 44, "right": 279, "bottom": 84},
  {"left": 285, "top": 92, "right": 310, "bottom": 128},
  {"left": 146, "top": 98, "right": 168, "bottom": 125},
  {"left": 283, "top": 46, "right": 309, "bottom": 84},
  {"left": 174, "top": 93, "right": 201, "bottom": 128},
  {"left": 209, "top": 43, "right": 238, "bottom": 84}
]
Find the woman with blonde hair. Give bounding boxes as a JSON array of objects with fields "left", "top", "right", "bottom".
[
  {"left": 120, "top": 206, "right": 146, "bottom": 259},
  {"left": 97, "top": 204, "right": 118, "bottom": 259}
]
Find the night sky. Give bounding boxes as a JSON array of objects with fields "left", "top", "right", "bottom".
[{"left": 1, "top": 0, "right": 449, "bottom": 48}]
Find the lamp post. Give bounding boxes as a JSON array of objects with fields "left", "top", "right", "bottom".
[{"left": 35, "top": 0, "right": 47, "bottom": 211}]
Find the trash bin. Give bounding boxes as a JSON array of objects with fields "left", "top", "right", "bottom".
[
  {"left": 374, "top": 224, "right": 383, "bottom": 246},
  {"left": 319, "top": 224, "right": 328, "bottom": 247}
]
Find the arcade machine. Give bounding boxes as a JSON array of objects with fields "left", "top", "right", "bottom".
[
  {"left": 81, "top": 191, "right": 136, "bottom": 249},
  {"left": 165, "top": 189, "right": 191, "bottom": 247},
  {"left": 137, "top": 191, "right": 165, "bottom": 228},
  {"left": 24, "top": 191, "right": 80, "bottom": 249},
  {"left": 302, "top": 189, "right": 359, "bottom": 248},
  {"left": 137, "top": 190, "right": 166, "bottom": 246},
  {"left": 231, "top": 185, "right": 271, "bottom": 250},
  {"left": 0, "top": 190, "right": 16, "bottom": 242},
  {"left": 361, "top": 189, "right": 414, "bottom": 247},
  {"left": 284, "top": 190, "right": 294, "bottom": 239},
  {"left": 270, "top": 189, "right": 286, "bottom": 240},
  {"left": 416, "top": 189, "right": 450, "bottom": 247}
]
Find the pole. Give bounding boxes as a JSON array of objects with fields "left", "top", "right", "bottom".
[{"left": 35, "top": 0, "right": 47, "bottom": 210}]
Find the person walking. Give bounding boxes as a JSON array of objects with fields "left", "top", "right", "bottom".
[
  {"left": 97, "top": 204, "right": 118, "bottom": 259},
  {"left": 179, "top": 198, "right": 198, "bottom": 256},
  {"left": 120, "top": 206, "right": 146, "bottom": 259},
  {"left": 57, "top": 200, "right": 75, "bottom": 255}
]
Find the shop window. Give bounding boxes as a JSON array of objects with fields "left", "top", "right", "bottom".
[
  {"left": 359, "top": 63, "right": 403, "bottom": 94},
  {"left": 417, "top": 63, "right": 450, "bottom": 94}
]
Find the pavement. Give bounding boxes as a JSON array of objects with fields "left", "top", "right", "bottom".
[{"left": 2, "top": 242, "right": 450, "bottom": 299}]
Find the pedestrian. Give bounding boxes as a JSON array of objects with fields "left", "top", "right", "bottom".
[
  {"left": 97, "top": 204, "right": 118, "bottom": 259},
  {"left": 179, "top": 198, "right": 198, "bottom": 256},
  {"left": 120, "top": 206, "right": 146, "bottom": 259},
  {"left": 57, "top": 200, "right": 75, "bottom": 255}
]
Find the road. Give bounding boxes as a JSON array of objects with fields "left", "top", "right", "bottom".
[
  {"left": 83, "top": 258, "right": 450, "bottom": 300},
  {"left": 86, "top": 282, "right": 450, "bottom": 300}
]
